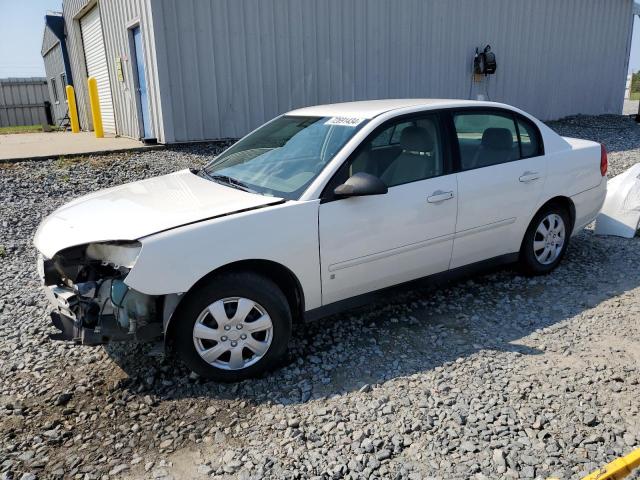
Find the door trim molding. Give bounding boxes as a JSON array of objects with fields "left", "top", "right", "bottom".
[
  {"left": 328, "top": 233, "right": 455, "bottom": 272},
  {"left": 307, "top": 252, "right": 520, "bottom": 322},
  {"left": 454, "top": 217, "right": 516, "bottom": 240},
  {"left": 327, "top": 217, "right": 515, "bottom": 273}
]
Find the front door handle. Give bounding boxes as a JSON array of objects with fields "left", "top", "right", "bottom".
[
  {"left": 519, "top": 171, "right": 540, "bottom": 183},
  {"left": 427, "top": 190, "right": 455, "bottom": 203}
]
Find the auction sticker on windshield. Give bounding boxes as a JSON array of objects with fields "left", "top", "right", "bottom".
[{"left": 325, "top": 117, "right": 366, "bottom": 127}]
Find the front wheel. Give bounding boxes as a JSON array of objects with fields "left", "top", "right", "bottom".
[
  {"left": 173, "top": 273, "right": 292, "bottom": 381},
  {"left": 519, "top": 205, "right": 571, "bottom": 275}
]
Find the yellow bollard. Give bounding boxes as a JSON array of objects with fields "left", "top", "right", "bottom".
[
  {"left": 87, "top": 76, "right": 104, "bottom": 138},
  {"left": 65, "top": 85, "right": 80, "bottom": 133},
  {"left": 581, "top": 448, "right": 640, "bottom": 480}
]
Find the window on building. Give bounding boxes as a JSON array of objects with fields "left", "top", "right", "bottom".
[
  {"left": 60, "top": 73, "right": 67, "bottom": 100},
  {"left": 50, "top": 78, "right": 59, "bottom": 103}
]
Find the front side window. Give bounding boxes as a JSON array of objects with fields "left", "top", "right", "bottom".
[
  {"left": 348, "top": 114, "right": 444, "bottom": 188},
  {"left": 454, "top": 112, "right": 519, "bottom": 170},
  {"left": 203, "top": 116, "right": 367, "bottom": 199}
]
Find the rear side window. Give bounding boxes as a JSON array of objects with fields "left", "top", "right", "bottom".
[
  {"left": 454, "top": 113, "right": 519, "bottom": 170},
  {"left": 517, "top": 117, "right": 542, "bottom": 158}
]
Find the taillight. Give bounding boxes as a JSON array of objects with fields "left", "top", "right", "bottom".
[{"left": 600, "top": 144, "right": 608, "bottom": 177}]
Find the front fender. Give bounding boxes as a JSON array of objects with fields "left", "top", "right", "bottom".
[{"left": 124, "top": 200, "right": 322, "bottom": 310}]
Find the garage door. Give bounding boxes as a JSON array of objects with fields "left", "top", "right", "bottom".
[{"left": 80, "top": 6, "right": 115, "bottom": 134}]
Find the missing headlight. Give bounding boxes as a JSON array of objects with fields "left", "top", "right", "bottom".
[{"left": 86, "top": 241, "right": 142, "bottom": 270}]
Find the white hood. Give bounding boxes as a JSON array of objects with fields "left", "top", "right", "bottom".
[{"left": 34, "top": 169, "right": 283, "bottom": 258}]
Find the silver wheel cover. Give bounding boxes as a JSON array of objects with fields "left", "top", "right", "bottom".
[
  {"left": 193, "top": 297, "right": 273, "bottom": 371},
  {"left": 533, "top": 213, "right": 566, "bottom": 265}
]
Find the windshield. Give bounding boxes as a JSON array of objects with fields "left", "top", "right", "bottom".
[{"left": 202, "top": 115, "right": 368, "bottom": 199}]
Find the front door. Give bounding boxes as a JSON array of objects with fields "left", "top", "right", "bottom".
[
  {"left": 319, "top": 113, "right": 458, "bottom": 305},
  {"left": 450, "top": 110, "right": 547, "bottom": 268},
  {"left": 132, "top": 26, "right": 152, "bottom": 139}
]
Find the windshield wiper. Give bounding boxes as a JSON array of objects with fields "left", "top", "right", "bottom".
[{"left": 208, "top": 174, "right": 257, "bottom": 194}]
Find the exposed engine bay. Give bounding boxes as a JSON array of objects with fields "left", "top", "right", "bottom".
[{"left": 39, "top": 241, "right": 163, "bottom": 345}]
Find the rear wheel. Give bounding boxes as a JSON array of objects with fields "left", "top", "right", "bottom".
[
  {"left": 519, "top": 204, "right": 571, "bottom": 275},
  {"left": 173, "top": 272, "right": 291, "bottom": 381}
]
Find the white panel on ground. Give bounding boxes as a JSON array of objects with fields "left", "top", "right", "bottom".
[
  {"left": 80, "top": 6, "right": 116, "bottom": 134},
  {"left": 595, "top": 163, "right": 640, "bottom": 238}
]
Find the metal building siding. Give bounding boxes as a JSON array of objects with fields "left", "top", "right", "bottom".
[
  {"left": 80, "top": 6, "right": 116, "bottom": 134},
  {"left": 42, "top": 23, "right": 69, "bottom": 124},
  {"left": 150, "top": 0, "right": 634, "bottom": 143},
  {"left": 41, "top": 25, "right": 59, "bottom": 55},
  {"left": 97, "top": 0, "right": 162, "bottom": 141},
  {"left": 0, "top": 78, "right": 50, "bottom": 127},
  {"left": 43, "top": 43, "right": 69, "bottom": 124},
  {"left": 62, "top": 0, "right": 163, "bottom": 139},
  {"left": 63, "top": 0, "right": 97, "bottom": 130}
]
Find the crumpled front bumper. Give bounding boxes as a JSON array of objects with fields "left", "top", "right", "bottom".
[
  {"left": 49, "top": 309, "right": 161, "bottom": 345},
  {"left": 38, "top": 255, "right": 162, "bottom": 345},
  {"left": 49, "top": 310, "right": 108, "bottom": 345}
]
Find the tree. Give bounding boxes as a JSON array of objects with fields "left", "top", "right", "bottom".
[{"left": 632, "top": 71, "right": 640, "bottom": 94}]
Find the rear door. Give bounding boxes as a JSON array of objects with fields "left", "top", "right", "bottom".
[
  {"left": 450, "top": 109, "right": 547, "bottom": 268},
  {"left": 318, "top": 112, "right": 458, "bottom": 305}
]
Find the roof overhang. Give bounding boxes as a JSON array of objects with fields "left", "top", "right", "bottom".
[{"left": 634, "top": 1, "right": 640, "bottom": 15}]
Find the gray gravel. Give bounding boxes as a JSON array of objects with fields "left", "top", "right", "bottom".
[{"left": 1, "top": 115, "right": 639, "bottom": 480}]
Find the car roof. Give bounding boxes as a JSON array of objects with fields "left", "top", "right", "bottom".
[{"left": 286, "top": 99, "right": 506, "bottom": 119}]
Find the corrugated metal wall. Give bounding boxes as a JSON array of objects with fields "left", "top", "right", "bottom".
[
  {"left": 62, "top": 0, "right": 634, "bottom": 143},
  {"left": 98, "top": 0, "right": 162, "bottom": 141},
  {"left": 150, "top": 0, "right": 634, "bottom": 142},
  {"left": 41, "top": 23, "right": 59, "bottom": 54},
  {"left": 63, "top": 0, "right": 161, "bottom": 140},
  {"left": 0, "top": 78, "right": 50, "bottom": 127},
  {"left": 80, "top": 6, "right": 117, "bottom": 133},
  {"left": 42, "top": 25, "right": 68, "bottom": 124},
  {"left": 63, "top": 0, "right": 96, "bottom": 131}
]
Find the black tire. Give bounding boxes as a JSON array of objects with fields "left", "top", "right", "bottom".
[
  {"left": 519, "top": 203, "right": 572, "bottom": 276},
  {"left": 173, "top": 272, "right": 292, "bottom": 382}
]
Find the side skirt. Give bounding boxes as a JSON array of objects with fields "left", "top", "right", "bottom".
[{"left": 304, "top": 252, "right": 520, "bottom": 323}]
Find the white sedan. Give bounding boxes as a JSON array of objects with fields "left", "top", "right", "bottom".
[{"left": 34, "top": 99, "right": 607, "bottom": 381}]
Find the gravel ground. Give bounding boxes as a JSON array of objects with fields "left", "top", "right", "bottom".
[{"left": 1, "top": 115, "right": 639, "bottom": 480}]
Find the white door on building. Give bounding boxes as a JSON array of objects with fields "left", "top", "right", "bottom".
[{"left": 80, "top": 6, "right": 115, "bottom": 134}]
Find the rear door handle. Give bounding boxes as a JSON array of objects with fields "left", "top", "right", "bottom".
[
  {"left": 427, "top": 190, "right": 455, "bottom": 203},
  {"left": 519, "top": 171, "right": 540, "bottom": 183}
]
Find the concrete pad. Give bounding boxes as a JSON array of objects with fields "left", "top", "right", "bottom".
[
  {"left": 0, "top": 131, "right": 162, "bottom": 161},
  {"left": 623, "top": 99, "right": 639, "bottom": 116}
]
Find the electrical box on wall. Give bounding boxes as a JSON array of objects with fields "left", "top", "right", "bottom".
[
  {"left": 115, "top": 56, "right": 125, "bottom": 82},
  {"left": 474, "top": 45, "right": 497, "bottom": 75}
]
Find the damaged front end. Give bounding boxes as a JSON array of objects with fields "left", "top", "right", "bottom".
[{"left": 38, "top": 241, "right": 163, "bottom": 345}]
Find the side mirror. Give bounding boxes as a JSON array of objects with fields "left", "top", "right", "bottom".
[{"left": 334, "top": 172, "right": 388, "bottom": 198}]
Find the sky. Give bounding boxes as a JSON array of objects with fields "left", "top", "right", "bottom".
[
  {"left": 0, "top": 0, "right": 62, "bottom": 78},
  {"left": 0, "top": 1, "right": 638, "bottom": 79}
]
